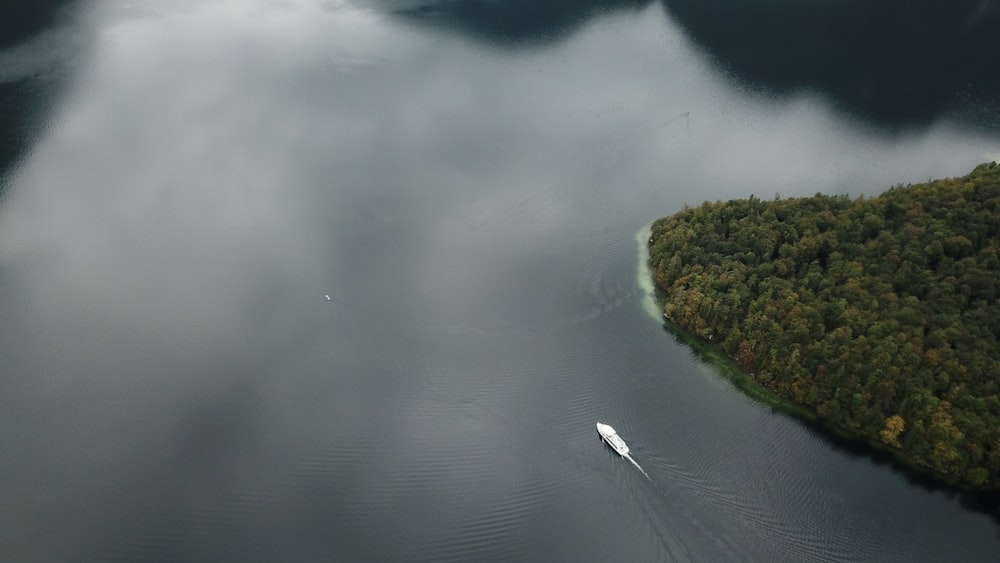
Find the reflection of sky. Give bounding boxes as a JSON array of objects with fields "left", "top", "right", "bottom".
[{"left": 1, "top": 0, "right": 999, "bottom": 558}]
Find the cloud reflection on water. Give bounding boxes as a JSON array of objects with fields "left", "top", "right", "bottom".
[
  {"left": 0, "top": 0, "right": 998, "bottom": 559},
  {"left": 376, "top": 0, "right": 1000, "bottom": 130}
]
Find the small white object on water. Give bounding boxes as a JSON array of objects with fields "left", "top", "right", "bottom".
[{"left": 325, "top": 295, "right": 331, "bottom": 301}]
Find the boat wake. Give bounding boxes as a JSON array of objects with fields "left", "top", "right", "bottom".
[{"left": 624, "top": 453, "right": 650, "bottom": 480}]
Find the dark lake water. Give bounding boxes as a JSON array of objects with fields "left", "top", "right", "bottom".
[{"left": 2, "top": 1, "right": 1000, "bottom": 560}]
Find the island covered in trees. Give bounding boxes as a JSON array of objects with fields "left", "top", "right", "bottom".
[{"left": 648, "top": 162, "right": 1000, "bottom": 490}]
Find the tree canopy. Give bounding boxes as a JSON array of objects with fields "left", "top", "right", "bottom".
[{"left": 648, "top": 162, "right": 1000, "bottom": 489}]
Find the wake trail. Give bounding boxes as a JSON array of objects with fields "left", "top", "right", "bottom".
[{"left": 624, "top": 453, "right": 651, "bottom": 480}]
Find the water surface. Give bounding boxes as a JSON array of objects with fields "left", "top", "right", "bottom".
[{"left": 1, "top": 1, "right": 999, "bottom": 561}]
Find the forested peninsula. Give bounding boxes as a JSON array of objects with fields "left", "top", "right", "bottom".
[{"left": 648, "top": 162, "right": 1000, "bottom": 490}]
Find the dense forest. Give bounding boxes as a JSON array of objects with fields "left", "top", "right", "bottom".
[{"left": 648, "top": 162, "right": 1000, "bottom": 489}]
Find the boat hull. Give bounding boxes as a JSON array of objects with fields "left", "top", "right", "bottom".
[{"left": 596, "top": 422, "right": 630, "bottom": 456}]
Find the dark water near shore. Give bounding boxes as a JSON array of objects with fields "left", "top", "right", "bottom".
[{"left": 2, "top": 1, "right": 999, "bottom": 561}]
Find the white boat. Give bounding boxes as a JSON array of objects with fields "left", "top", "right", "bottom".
[{"left": 596, "top": 422, "right": 630, "bottom": 456}]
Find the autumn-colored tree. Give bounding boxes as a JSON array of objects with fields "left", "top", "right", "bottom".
[{"left": 880, "top": 415, "right": 905, "bottom": 447}]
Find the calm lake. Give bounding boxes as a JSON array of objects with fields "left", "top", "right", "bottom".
[{"left": 2, "top": 1, "right": 999, "bottom": 560}]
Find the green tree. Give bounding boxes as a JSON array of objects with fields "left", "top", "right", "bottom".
[{"left": 648, "top": 161, "right": 1000, "bottom": 490}]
